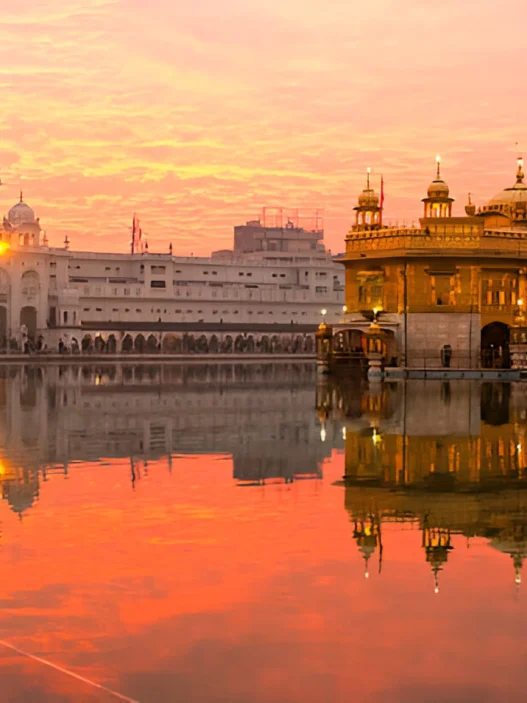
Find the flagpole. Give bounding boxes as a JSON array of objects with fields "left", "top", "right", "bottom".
[{"left": 380, "top": 175, "right": 384, "bottom": 227}]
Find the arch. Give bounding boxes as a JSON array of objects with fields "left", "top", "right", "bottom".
[
  {"left": 304, "top": 336, "right": 314, "bottom": 354},
  {"left": 94, "top": 335, "right": 106, "bottom": 353},
  {"left": 182, "top": 334, "right": 195, "bottom": 353},
  {"left": 221, "top": 335, "right": 233, "bottom": 353},
  {"left": 122, "top": 334, "right": 133, "bottom": 352},
  {"left": 0, "top": 267, "right": 9, "bottom": 295},
  {"left": 162, "top": 334, "right": 178, "bottom": 353},
  {"left": 234, "top": 335, "right": 245, "bottom": 353},
  {"left": 81, "top": 334, "right": 93, "bottom": 353},
  {"left": 21, "top": 270, "right": 39, "bottom": 298},
  {"left": 0, "top": 306, "right": 6, "bottom": 349},
  {"left": 134, "top": 334, "right": 146, "bottom": 353},
  {"left": 260, "top": 335, "right": 270, "bottom": 353},
  {"left": 246, "top": 335, "right": 255, "bottom": 353},
  {"left": 20, "top": 306, "right": 37, "bottom": 339},
  {"left": 209, "top": 335, "right": 219, "bottom": 353},
  {"left": 146, "top": 334, "right": 159, "bottom": 353},
  {"left": 271, "top": 335, "right": 281, "bottom": 353},
  {"left": 107, "top": 334, "right": 117, "bottom": 354},
  {"left": 481, "top": 322, "right": 510, "bottom": 369},
  {"left": 70, "top": 337, "right": 80, "bottom": 354},
  {"left": 196, "top": 335, "right": 209, "bottom": 353},
  {"left": 293, "top": 335, "right": 304, "bottom": 353}
]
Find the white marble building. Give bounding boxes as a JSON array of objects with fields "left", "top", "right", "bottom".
[{"left": 0, "top": 195, "right": 344, "bottom": 352}]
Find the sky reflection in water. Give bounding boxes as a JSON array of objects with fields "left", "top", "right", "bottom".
[{"left": 0, "top": 363, "right": 527, "bottom": 702}]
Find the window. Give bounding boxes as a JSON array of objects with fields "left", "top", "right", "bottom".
[
  {"left": 73, "top": 312, "right": 76, "bottom": 324},
  {"left": 136, "top": 308, "right": 142, "bottom": 313},
  {"left": 124, "top": 288, "right": 130, "bottom": 295},
  {"left": 113, "top": 288, "right": 118, "bottom": 295},
  {"left": 112, "top": 308, "right": 119, "bottom": 312},
  {"left": 96, "top": 308, "right": 102, "bottom": 312},
  {"left": 63, "top": 311, "right": 68, "bottom": 324},
  {"left": 125, "top": 308, "right": 130, "bottom": 312},
  {"left": 105, "top": 267, "right": 111, "bottom": 271},
  {"left": 151, "top": 265, "right": 166, "bottom": 274},
  {"left": 136, "top": 288, "right": 141, "bottom": 295},
  {"left": 204, "top": 271, "right": 209, "bottom": 275},
  {"left": 50, "top": 262, "right": 57, "bottom": 269},
  {"left": 83, "top": 308, "right": 90, "bottom": 312},
  {"left": 151, "top": 280, "right": 166, "bottom": 289},
  {"left": 247, "top": 272, "right": 252, "bottom": 277},
  {"left": 316, "top": 286, "right": 328, "bottom": 293},
  {"left": 212, "top": 271, "right": 218, "bottom": 275}
]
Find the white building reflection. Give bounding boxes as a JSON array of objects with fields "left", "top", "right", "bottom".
[{"left": 0, "top": 363, "right": 337, "bottom": 516}]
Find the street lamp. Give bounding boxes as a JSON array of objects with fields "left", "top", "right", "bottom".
[{"left": 321, "top": 308, "right": 327, "bottom": 322}]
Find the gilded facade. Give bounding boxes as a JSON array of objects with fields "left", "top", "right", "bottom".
[{"left": 336, "top": 157, "right": 527, "bottom": 368}]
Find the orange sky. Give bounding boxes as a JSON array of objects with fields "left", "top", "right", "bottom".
[{"left": 0, "top": 0, "right": 526, "bottom": 255}]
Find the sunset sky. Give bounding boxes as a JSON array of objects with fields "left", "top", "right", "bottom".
[{"left": 0, "top": 0, "right": 525, "bottom": 255}]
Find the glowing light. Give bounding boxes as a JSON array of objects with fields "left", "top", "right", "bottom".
[
  {"left": 367, "top": 167, "right": 371, "bottom": 174},
  {"left": 321, "top": 308, "right": 327, "bottom": 316},
  {"left": 434, "top": 586, "right": 439, "bottom": 594},
  {"left": 517, "top": 444, "right": 522, "bottom": 453},
  {"left": 342, "top": 305, "right": 347, "bottom": 313},
  {"left": 372, "top": 429, "right": 381, "bottom": 446},
  {"left": 0, "top": 242, "right": 11, "bottom": 255},
  {"left": 436, "top": 154, "right": 441, "bottom": 164},
  {"left": 373, "top": 306, "right": 381, "bottom": 317},
  {"left": 365, "top": 571, "right": 369, "bottom": 579},
  {"left": 518, "top": 299, "right": 524, "bottom": 307},
  {"left": 320, "top": 427, "right": 327, "bottom": 442},
  {"left": 342, "top": 427, "right": 346, "bottom": 440}
]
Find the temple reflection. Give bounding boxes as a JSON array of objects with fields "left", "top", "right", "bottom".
[
  {"left": 0, "top": 363, "right": 333, "bottom": 517},
  {"left": 317, "top": 377, "right": 527, "bottom": 590}
]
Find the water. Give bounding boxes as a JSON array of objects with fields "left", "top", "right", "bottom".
[{"left": 1, "top": 363, "right": 527, "bottom": 702}]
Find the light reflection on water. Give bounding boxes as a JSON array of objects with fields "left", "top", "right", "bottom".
[{"left": 1, "top": 363, "right": 527, "bottom": 702}]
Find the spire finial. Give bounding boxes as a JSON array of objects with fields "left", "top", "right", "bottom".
[
  {"left": 19, "top": 190, "right": 23, "bottom": 203},
  {"left": 366, "top": 167, "right": 371, "bottom": 190},
  {"left": 468, "top": 192, "right": 472, "bottom": 204},
  {"left": 517, "top": 156, "right": 524, "bottom": 184},
  {"left": 436, "top": 154, "right": 441, "bottom": 180}
]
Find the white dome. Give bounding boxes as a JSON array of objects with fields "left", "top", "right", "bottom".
[{"left": 8, "top": 194, "right": 35, "bottom": 226}]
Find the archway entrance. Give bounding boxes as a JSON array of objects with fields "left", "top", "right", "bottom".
[
  {"left": 481, "top": 322, "right": 510, "bottom": 369},
  {"left": 20, "top": 306, "right": 37, "bottom": 340},
  {"left": 0, "top": 306, "right": 6, "bottom": 348}
]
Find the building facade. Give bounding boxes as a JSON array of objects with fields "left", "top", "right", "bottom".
[
  {"left": 333, "top": 157, "right": 527, "bottom": 369},
  {"left": 0, "top": 200, "right": 344, "bottom": 353}
]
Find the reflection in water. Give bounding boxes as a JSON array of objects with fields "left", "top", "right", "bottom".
[
  {"left": 0, "top": 363, "right": 331, "bottom": 517},
  {"left": 2, "top": 365, "right": 527, "bottom": 701},
  {"left": 317, "top": 377, "right": 527, "bottom": 591}
]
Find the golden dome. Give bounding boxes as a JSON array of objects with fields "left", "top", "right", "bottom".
[
  {"left": 488, "top": 157, "right": 527, "bottom": 209},
  {"left": 358, "top": 187, "right": 379, "bottom": 208},
  {"left": 427, "top": 178, "right": 450, "bottom": 199},
  {"left": 354, "top": 168, "right": 380, "bottom": 210}
]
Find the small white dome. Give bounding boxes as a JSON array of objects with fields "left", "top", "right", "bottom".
[{"left": 8, "top": 194, "right": 35, "bottom": 226}]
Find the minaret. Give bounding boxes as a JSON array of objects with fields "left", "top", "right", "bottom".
[
  {"left": 422, "top": 525, "right": 453, "bottom": 594},
  {"left": 353, "top": 515, "right": 381, "bottom": 579},
  {"left": 353, "top": 168, "right": 381, "bottom": 229},
  {"left": 422, "top": 155, "right": 454, "bottom": 218}
]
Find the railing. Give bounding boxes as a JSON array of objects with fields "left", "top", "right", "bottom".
[{"left": 346, "top": 231, "right": 527, "bottom": 254}]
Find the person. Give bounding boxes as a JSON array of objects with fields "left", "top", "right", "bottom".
[{"left": 441, "top": 344, "right": 452, "bottom": 368}]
